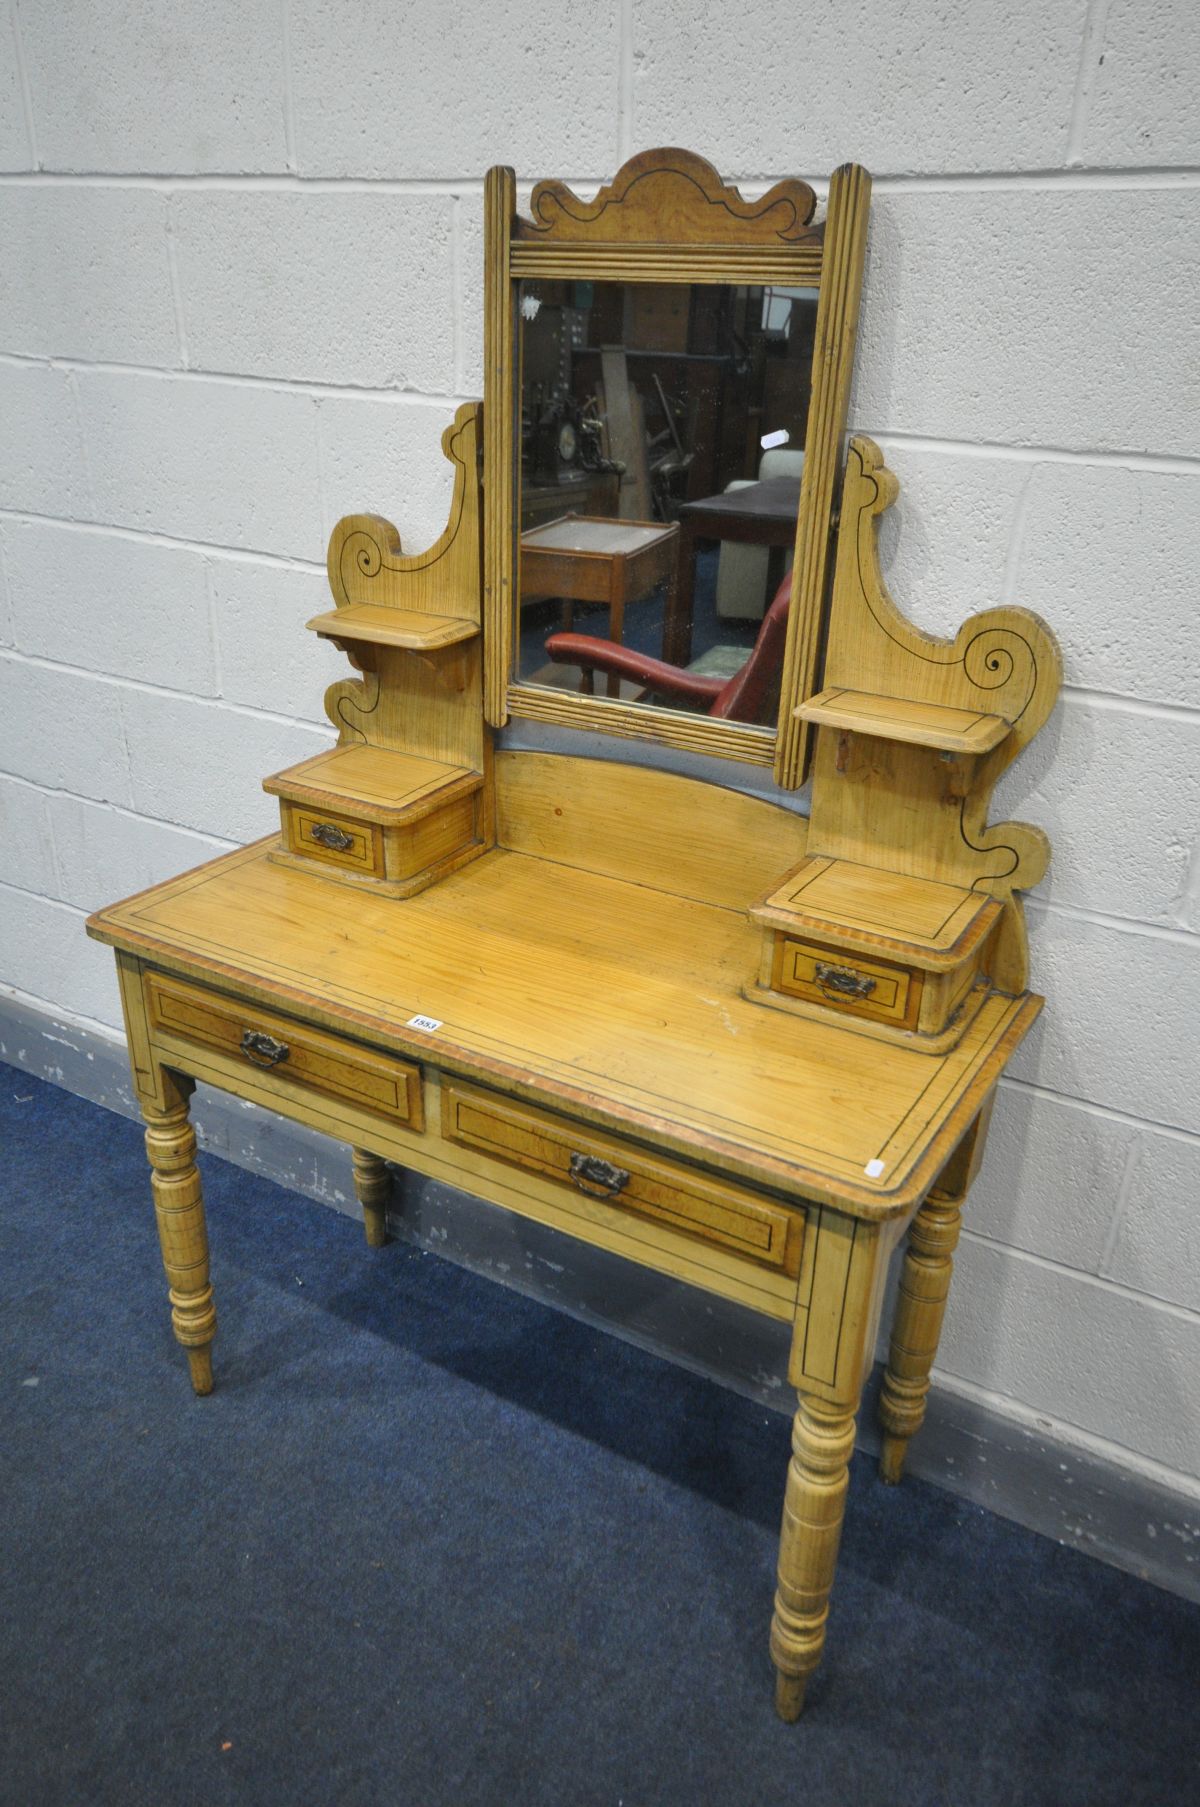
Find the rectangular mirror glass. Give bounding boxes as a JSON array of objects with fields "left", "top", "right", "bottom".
[{"left": 511, "top": 278, "right": 817, "bottom": 725}]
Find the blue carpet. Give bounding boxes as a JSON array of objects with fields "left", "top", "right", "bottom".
[{"left": 2, "top": 1063, "right": 1197, "bottom": 1806}]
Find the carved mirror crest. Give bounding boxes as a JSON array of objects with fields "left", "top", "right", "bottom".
[{"left": 482, "top": 148, "right": 871, "bottom": 786}]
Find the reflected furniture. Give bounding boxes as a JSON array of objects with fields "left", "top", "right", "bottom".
[
  {"left": 87, "top": 148, "right": 1060, "bottom": 1722},
  {"left": 716, "top": 445, "right": 806, "bottom": 623},
  {"left": 520, "top": 470, "right": 620, "bottom": 531},
  {"left": 546, "top": 568, "right": 793, "bottom": 722},
  {"left": 667, "top": 475, "right": 802, "bottom": 664},
  {"left": 518, "top": 513, "right": 679, "bottom": 697}
]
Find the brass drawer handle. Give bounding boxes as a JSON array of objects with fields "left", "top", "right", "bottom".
[
  {"left": 569, "top": 1152, "right": 630, "bottom": 1200},
  {"left": 240, "top": 1029, "right": 290, "bottom": 1068},
  {"left": 310, "top": 821, "right": 355, "bottom": 851},
  {"left": 814, "top": 961, "right": 876, "bottom": 1001}
]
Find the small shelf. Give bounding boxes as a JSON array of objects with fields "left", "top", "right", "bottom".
[
  {"left": 264, "top": 744, "right": 482, "bottom": 827},
  {"left": 306, "top": 604, "right": 480, "bottom": 652},
  {"left": 794, "top": 688, "right": 1012, "bottom": 754},
  {"left": 750, "top": 855, "right": 1002, "bottom": 970}
]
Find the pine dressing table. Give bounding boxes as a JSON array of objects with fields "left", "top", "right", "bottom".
[{"left": 86, "top": 150, "right": 1061, "bottom": 1720}]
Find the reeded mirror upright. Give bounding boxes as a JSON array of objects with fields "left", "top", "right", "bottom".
[{"left": 483, "top": 149, "right": 872, "bottom": 785}]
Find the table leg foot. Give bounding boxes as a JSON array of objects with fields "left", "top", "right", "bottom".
[
  {"left": 774, "top": 1670, "right": 808, "bottom": 1722},
  {"left": 186, "top": 1346, "right": 214, "bottom": 1397},
  {"left": 878, "top": 1432, "right": 907, "bottom": 1485},
  {"left": 352, "top": 1148, "right": 391, "bottom": 1248}
]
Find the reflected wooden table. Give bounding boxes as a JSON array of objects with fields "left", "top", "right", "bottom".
[
  {"left": 520, "top": 513, "right": 679, "bottom": 698},
  {"left": 666, "top": 477, "right": 801, "bottom": 666}
]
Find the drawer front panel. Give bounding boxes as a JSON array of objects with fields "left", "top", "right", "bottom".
[
  {"left": 776, "top": 936, "right": 918, "bottom": 1029},
  {"left": 284, "top": 803, "right": 383, "bottom": 876},
  {"left": 442, "top": 1082, "right": 800, "bottom": 1273},
  {"left": 146, "top": 972, "right": 423, "bottom": 1128}
]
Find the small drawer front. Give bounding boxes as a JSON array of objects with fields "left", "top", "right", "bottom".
[
  {"left": 146, "top": 972, "right": 423, "bottom": 1128},
  {"left": 283, "top": 803, "right": 383, "bottom": 876},
  {"left": 442, "top": 1082, "right": 799, "bottom": 1274},
  {"left": 776, "top": 936, "right": 918, "bottom": 1028}
]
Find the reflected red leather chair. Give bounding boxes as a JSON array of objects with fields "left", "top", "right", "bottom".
[{"left": 543, "top": 571, "right": 792, "bottom": 726}]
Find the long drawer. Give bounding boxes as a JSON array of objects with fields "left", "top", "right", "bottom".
[
  {"left": 145, "top": 971, "right": 424, "bottom": 1129},
  {"left": 441, "top": 1081, "right": 802, "bottom": 1275}
]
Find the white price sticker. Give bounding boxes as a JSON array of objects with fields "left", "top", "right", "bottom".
[{"left": 406, "top": 1014, "right": 443, "bottom": 1033}]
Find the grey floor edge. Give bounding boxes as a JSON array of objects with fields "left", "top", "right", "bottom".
[{"left": 4, "top": 987, "right": 1196, "bottom": 1605}]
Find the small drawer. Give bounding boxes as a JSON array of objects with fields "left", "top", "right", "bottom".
[
  {"left": 146, "top": 972, "right": 423, "bottom": 1128},
  {"left": 283, "top": 803, "right": 383, "bottom": 877},
  {"left": 442, "top": 1082, "right": 801, "bottom": 1274},
  {"left": 775, "top": 937, "right": 919, "bottom": 1029}
]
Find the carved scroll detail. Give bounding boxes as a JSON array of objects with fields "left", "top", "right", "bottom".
[
  {"left": 517, "top": 147, "right": 819, "bottom": 246},
  {"left": 322, "top": 669, "right": 380, "bottom": 743},
  {"left": 807, "top": 437, "right": 1063, "bottom": 990},
  {"left": 324, "top": 402, "right": 482, "bottom": 616},
  {"left": 841, "top": 438, "right": 1061, "bottom": 758}
]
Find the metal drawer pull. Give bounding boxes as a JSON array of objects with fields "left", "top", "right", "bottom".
[
  {"left": 240, "top": 1029, "right": 290, "bottom": 1068},
  {"left": 569, "top": 1152, "right": 631, "bottom": 1199},
  {"left": 310, "top": 821, "right": 355, "bottom": 851},
  {"left": 814, "top": 961, "right": 876, "bottom": 1001}
]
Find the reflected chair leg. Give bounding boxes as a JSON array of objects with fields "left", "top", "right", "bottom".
[
  {"left": 141, "top": 1079, "right": 216, "bottom": 1396},
  {"left": 877, "top": 1187, "right": 963, "bottom": 1484},
  {"left": 352, "top": 1148, "right": 391, "bottom": 1248},
  {"left": 770, "top": 1392, "right": 859, "bottom": 1721}
]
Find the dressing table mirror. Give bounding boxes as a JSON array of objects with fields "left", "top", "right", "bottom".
[
  {"left": 87, "top": 147, "right": 1061, "bottom": 1722},
  {"left": 484, "top": 150, "right": 872, "bottom": 782}
]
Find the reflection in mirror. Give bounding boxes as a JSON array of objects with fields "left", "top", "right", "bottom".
[{"left": 512, "top": 279, "right": 817, "bottom": 724}]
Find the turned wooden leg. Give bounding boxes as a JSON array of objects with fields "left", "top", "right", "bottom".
[
  {"left": 770, "top": 1392, "right": 859, "bottom": 1720},
  {"left": 877, "top": 1186, "right": 962, "bottom": 1484},
  {"left": 141, "top": 1082, "right": 216, "bottom": 1396},
  {"left": 352, "top": 1148, "right": 391, "bottom": 1248}
]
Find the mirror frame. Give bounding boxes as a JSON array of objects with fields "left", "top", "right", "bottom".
[{"left": 482, "top": 148, "right": 871, "bottom": 788}]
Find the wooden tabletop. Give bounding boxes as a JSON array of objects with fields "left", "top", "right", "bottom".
[
  {"left": 679, "top": 476, "right": 802, "bottom": 531},
  {"left": 89, "top": 838, "right": 1038, "bottom": 1220},
  {"left": 521, "top": 515, "right": 676, "bottom": 556}
]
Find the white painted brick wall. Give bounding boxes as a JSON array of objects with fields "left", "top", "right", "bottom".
[
  {"left": 18, "top": 1, "right": 287, "bottom": 174},
  {"left": 1082, "top": 0, "right": 1200, "bottom": 165},
  {"left": 0, "top": 530, "right": 14, "bottom": 645},
  {"left": 1015, "top": 464, "right": 1200, "bottom": 708},
  {"left": 997, "top": 698, "right": 1200, "bottom": 922},
  {"left": 0, "top": 187, "right": 178, "bottom": 365},
  {"left": 1106, "top": 1132, "right": 1200, "bottom": 1314},
  {"left": 0, "top": 11, "right": 26, "bottom": 170},
  {"left": 0, "top": 882, "right": 123, "bottom": 1028},
  {"left": 74, "top": 370, "right": 326, "bottom": 557},
  {"left": 0, "top": 773, "right": 59, "bottom": 897},
  {"left": 209, "top": 560, "right": 343, "bottom": 724},
  {"left": 0, "top": 362, "right": 91, "bottom": 516},
  {"left": 1, "top": 0, "right": 1197, "bottom": 1499},
  {"left": 0, "top": 656, "right": 133, "bottom": 805},
  {"left": 631, "top": 0, "right": 1090, "bottom": 175},
  {"left": 287, "top": 0, "right": 621, "bottom": 179},
  {"left": 855, "top": 189, "right": 1200, "bottom": 454},
  {"left": 4, "top": 520, "right": 216, "bottom": 692},
  {"left": 171, "top": 192, "right": 457, "bottom": 389},
  {"left": 941, "top": 1235, "right": 1200, "bottom": 1476}
]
